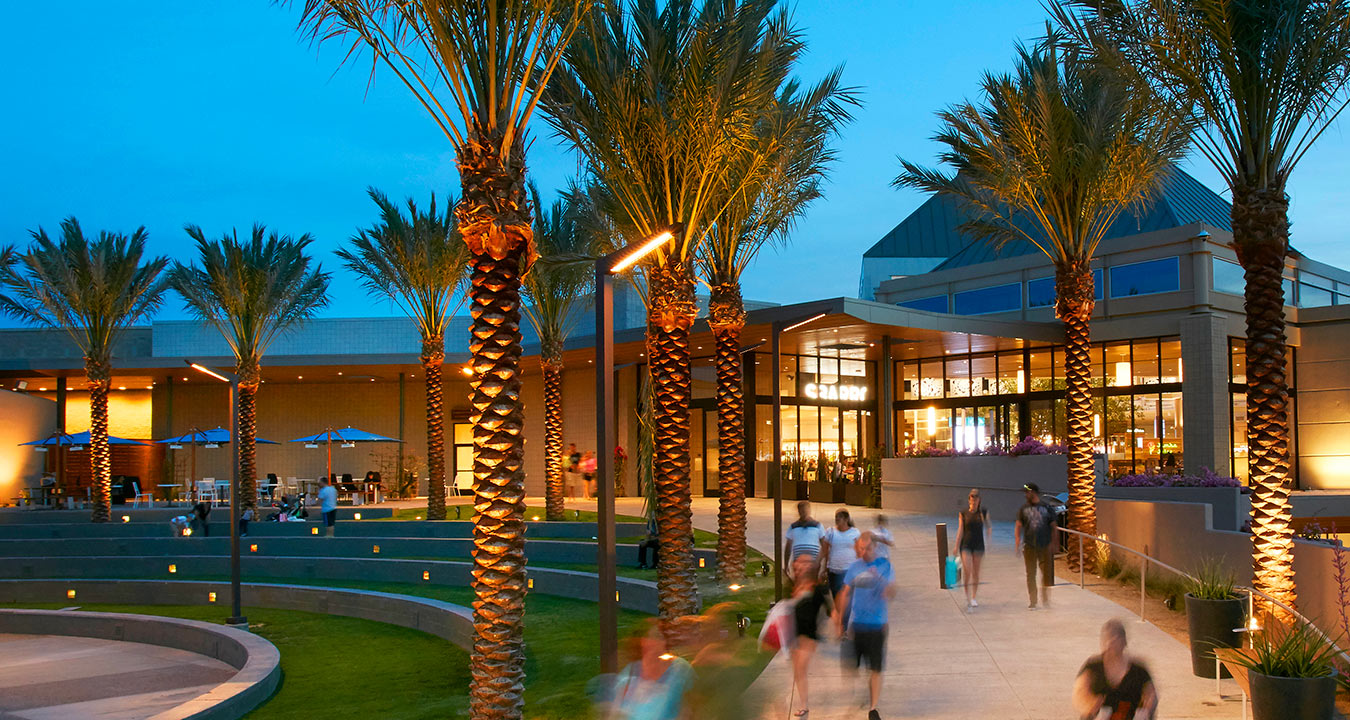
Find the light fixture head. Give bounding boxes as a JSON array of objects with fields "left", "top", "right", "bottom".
[
  {"left": 188, "top": 362, "right": 230, "bottom": 383},
  {"left": 609, "top": 225, "right": 680, "bottom": 274}
]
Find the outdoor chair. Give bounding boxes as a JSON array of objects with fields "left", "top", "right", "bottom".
[
  {"left": 452, "top": 472, "right": 472, "bottom": 497},
  {"left": 130, "top": 480, "right": 154, "bottom": 508},
  {"left": 197, "top": 479, "right": 216, "bottom": 506},
  {"left": 214, "top": 479, "right": 229, "bottom": 505}
]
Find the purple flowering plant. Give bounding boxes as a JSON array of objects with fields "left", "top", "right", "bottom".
[{"left": 1107, "top": 466, "right": 1240, "bottom": 488}]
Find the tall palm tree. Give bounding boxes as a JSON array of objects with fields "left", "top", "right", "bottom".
[
  {"left": 1053, "top": 0, "right": 1350, "bottom": 612},
  {"left": 293, "top": 2, "right": 588, "bottom": 713},
  {"left": 0, "top": 219, "right": 168, "bottom": 523},
  {"left": 543, "top": 0, "right": 801, "bottom": 621},
  {"left": 337, "top": 189, "right": 468, "bottom": 521},
  {"left": 523, "top": 183, "right": 592, "bottom": 521},
  {"left": 894, "top": 38, "right": 1192, "bottom": 562},
  {"left": 697, "top": 74, "right": 857, "bottom": 581},
  {"left": 168, "top": 226, "right": 330, "bottom": 514}
]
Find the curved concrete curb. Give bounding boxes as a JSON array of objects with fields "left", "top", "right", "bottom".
[
  {"left": 0, "top": 578, "right": 476, "bottom": 652},
  {"left": 0, "top": 608, "right": 280, "bottom": 720},
  {"left": 1, "top": 554, "right": 664, "bottom": 614}
]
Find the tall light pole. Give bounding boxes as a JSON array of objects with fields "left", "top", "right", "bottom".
[
  {"left": 772, "top": 311, "right": 825, "bottom": 601},
  {"left": 188, "top": 361, "right": 246, "bottom": 627},
  {"left": 597, "top": 224, "right": 679, "bottom": 674}
]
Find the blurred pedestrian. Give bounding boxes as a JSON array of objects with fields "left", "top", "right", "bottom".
[
  {"left": 789, "top": 554, "right": 833, "bottom": 718},
  {"left": 604, "top": 622, "right": 693, "bottom": 720},
  {"left": 190, "top": 501, "right": 211, "bottom": 537},
  {"left": 1072, "top": 619, "right": 1158, "bottom": 720},
  {"left": 835, "top": 532, "right": 894, "bottom": 720},
  {"left": 1014, "top": 482, "right": 1056, "bottom": 610},
  {"left": 318, "top": 476, "right": 338, "bottom": 538},
  {"left": 581, "top": 450, "right": 598, "bottom": 499},
  {"left": 784, "top": 501, "right": 824, "bottom": 570},
  {"left": 871, "top": 514, "right": 894, "bottom": 560},
  {"left": 957, "top": 489, "right": 991, "bottom": 611},
  {"left": 821, "top": 509, "right": 860, "bottom": 601}
]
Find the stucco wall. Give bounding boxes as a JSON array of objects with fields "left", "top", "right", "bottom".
[
  {"left": 1295, "top": 307, "right": 1350, "bottom": 489},
  {"left": 0, "top": 390, "right": 57, "bottom": 505}
]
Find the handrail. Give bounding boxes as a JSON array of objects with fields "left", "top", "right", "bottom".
[{"left": 1055, "top": 525, "right": 1350, "bottom": 666}]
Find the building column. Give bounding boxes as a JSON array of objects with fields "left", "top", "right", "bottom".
[
  {"left": 880, "top": 336, "right": 894, "bottom": 457},
  {"left": 1181, "top": 313, "right": 1231, "bottom": 476}
]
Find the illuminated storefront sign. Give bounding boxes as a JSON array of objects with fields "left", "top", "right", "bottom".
[{"left": 804, "top": 383, "right": 868, "bottom": 402}]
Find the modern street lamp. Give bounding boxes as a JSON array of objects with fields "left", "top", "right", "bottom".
[
  {"left": 187, "top": 360, "right": 247, "bottom": 627},
  {"left": 772, "top": 311, "right": 826, "bottom": 601},
  {"left": 596, "top": 223, "right": 680, "bottom": 674}
]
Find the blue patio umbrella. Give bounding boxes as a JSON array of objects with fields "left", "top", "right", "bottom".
[
  {"left": 289, "top": 426, "right": 401, "bottom": 483},
  {"left": 20, "top": 430, "right": 150, "bottom": 497},
  {"left": 155, "top": 427, "right": 279, "bottom": 495}
]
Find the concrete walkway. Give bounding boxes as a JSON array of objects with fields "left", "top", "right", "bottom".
[
  {"left": 0, "top": 633, "right": 236, "bottom": 720},
  {"left": 568, "top": 496, "right": 1245, "bottom": 719}
]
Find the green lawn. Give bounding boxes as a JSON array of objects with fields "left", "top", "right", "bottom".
[{"left": 3, "top": 571, "right": 776, "bottom": 719}]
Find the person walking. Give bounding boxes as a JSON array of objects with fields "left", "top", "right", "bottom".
[
  {"left": 1014, "top": 482, "right": 1056, "bottom": 610},
  {"left": 318, "top": 476, "right": 338, "bottom": 538},
  {"left": 783, "top": 501, "right": 825, "bottom": 569},
  {"left": 820, "top": 509, "right": 861, "bottom": 601},
  {"left": 190, "top": 501, "right": 211, "bottom": 537},
  {"left": 835, "top": 532, "right": 894, "bottom": 720},
  {"left": 956, "top": 489, "right": 991, "bottom": 611},
  {"left": 871, "top": 514, "right": 894, "bottom": 560},
  {"left": 581, "top": 450, "right": 598, "bottom": 499},
  {"left": 789, "top": 554, "right": 833, "bottom": 718},
  {"left": 1073, "top": 619, "right": 1158, "bottom": 720}
]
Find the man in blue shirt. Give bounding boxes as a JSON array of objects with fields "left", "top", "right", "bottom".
[
  {"left": 835, "top": 531, "right": 894, "bottom": 720},
  {"left": 318, "top": 476, "right": 338, "bottom": 537}
]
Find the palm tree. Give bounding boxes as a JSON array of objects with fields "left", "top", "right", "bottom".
[
  {"left": 0, "top": 219, "right": 169, "bottom": 523},
  {"left": 697, "top": 74, "right": 857, "bottom": 581},
  {"left": 543, "top": 0, "right": 802, "bottom": 621},
  {"left": 894, "top": 38, "right": 1192, "bottom": 563},
  {"left": 523, "top": 183, "right": 592, "bottom": 521},
  {"left": 1052, "top": 0, "right": 1350, "bottom": 613},
  {"left": 293, "top": 2, "right": 588, "bottom": 713},
  {"left": 337, "top": 189, "right": 468, "bottom": 521},
  {"left": 168, "top": 226, "right": 330, "bottom": 514}
]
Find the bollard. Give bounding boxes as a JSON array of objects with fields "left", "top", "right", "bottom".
[
  {"left": 1078, "top": 534, "right": 1085, "bottom": 588},
  {"left": 936, "top": 523, "right": 949, "bottom": 589},
  {"left": 1139, "top": 544, "right": 1149, "bottom": 622}
]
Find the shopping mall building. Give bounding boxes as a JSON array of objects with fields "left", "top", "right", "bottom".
[{"left": 3, "top": 168, "right": 1350, "bottom": 503}]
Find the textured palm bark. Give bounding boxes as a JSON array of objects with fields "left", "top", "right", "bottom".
[
  {"left": 237, "top": 378, "right": 259, "bottom": 513},
  {"left": 647, "top": 261, "right": 700, "bottom": 621},
  {"left": 1233, "top": 183, "right": 1296, "bottom": 610},
  {"left": 424, "top": 338, "right": 447, "bottom": 521},
  {"left": 542, "top": 356, "right": 565, "bottom": 521},
  {"left": 1056, "top": 264, "right": 1096, "bottom": 571},
  {"left": 709, "top": 283, "right": 748, "bottom": 582},
  {"left": 87, "top": 359, "right": 112, "bottom": 523},
  {"left": 458, "top": 130, "right": 531, "bottom": 720}
]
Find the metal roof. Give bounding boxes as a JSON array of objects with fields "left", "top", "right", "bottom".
[{"left": 864, "top": 166, "right": 1232, "bottom": 270}]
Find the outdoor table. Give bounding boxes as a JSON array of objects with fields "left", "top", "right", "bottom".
[{"left": 157, "top": 484, "right": 181, "bottom": 506}]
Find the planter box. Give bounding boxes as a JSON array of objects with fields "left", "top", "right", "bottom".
[
  {"left": 781, "top": 480, "right": 809, "bottom": 501},
  {"left": 1099, "top": 486, "right": 1248, "bottom": 531},
  {"left": 807, "top": 481, "right": 845, "bottom": 504},
  {"left": 844, "top": 483, "right": 875, "bottom": 507},
  {"left": 1185, "top": 595, "right": 1244, "bottom": 678},
  {"left": 1250, "top": 669, "right": 1336, "bottom": 720},
  {"left": 881, "top": 455, "right": 1101, "bottom": 521}
]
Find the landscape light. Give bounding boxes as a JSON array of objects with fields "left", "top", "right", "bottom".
[
  {"left": 698, "top": 557, "right": 705, "bottom": 568},
  {"left": 168, "top": 564, "right": 177, "bottom": 574},
  {"left": 373, "top": 545, "right": 380, "bottom": 554},
  {"left": 311, "top": 527, "right": 319, "bottom": 535},
  {"left": 208, "top": 592, "right": 217, "bottom": 603},
  {"left": 121, "top": 515, "right": 130, "bottom": 523},
  {"left": 249, "top": 544, "right": 257, "bottom": 553},
  {"left": 461, "top": 366, "right": 473, "bottom": 376},
  {"left": 183, "top": 528, "right": 193, "bottom": 537},
  {"left": 729, "top": 584, "right": 743, "bottom": 592},
  {"left": 527, "top": 578, "right": 534, "bottom": 589},
  {"left": 609, "top": 230, "right": 674, "bottom": 274},
  {"left": 67, "top": 589, "right": 76, "bottom": 599},
  {"left": 658, "top": 653, "right": 675, "bottom": 661},
  {"left": 353, "top": 513, "right": 361, "bottom": 520},
  {"left": 423, "top": 571, "right": 430, "bottom": 581}
]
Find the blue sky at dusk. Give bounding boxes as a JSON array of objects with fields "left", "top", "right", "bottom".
[{"left": 4, "top": 2, "right": 1349, "bottom": 326}]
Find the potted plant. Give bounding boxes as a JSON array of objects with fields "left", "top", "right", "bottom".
[
  {"left": 1224, "top": 620, "right": 1340, "bottom": 720},
  {"left": 1183, "top": 560, "right": 1244, "bottom": 678}
]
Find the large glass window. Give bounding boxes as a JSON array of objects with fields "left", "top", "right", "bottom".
[
  {"left": 1027, "top": 268, "right": 1104, "bottom": 308},
  {"left": 901, "top": 362, "right": 919, "bottom": 400},
  {"left": 898, "top": 295, "right": 948, "bottom": 313},
  {"left": 1110, "top": 257, "right": 1180, "bottom": 298},
  {"left": 1212, "top": 257, "right": 1245, "bottom": 296},
  {"left": 953, "top": 283, "right": 1021, "bottom": 315},
  {"left": 1299, "top": 278, "right": 1334, "bottom": 308},
  {"left": 945, "top": 357, "right": 971, "bottom": 398},
  {"left": 970, "top": 354, "right": 996, "bottom": 396}
]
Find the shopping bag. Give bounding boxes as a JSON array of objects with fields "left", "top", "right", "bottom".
[
  {"left": 944, "top": 555, "right": 961, "bottom": 587},
  {"left": 758, "top": 600, "right": 796, "bottom": 653}
]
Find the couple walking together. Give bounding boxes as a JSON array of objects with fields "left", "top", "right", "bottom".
[
  {"left": 956, "top": 481, "right": 1059, "bottom": 612},
  {"left": 783, "top": 502, "right": 894, "bottom": 720}
]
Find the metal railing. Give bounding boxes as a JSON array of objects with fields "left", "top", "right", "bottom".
[{"left": 1055, "top": 525, "right": 1349, "bottom": 666}]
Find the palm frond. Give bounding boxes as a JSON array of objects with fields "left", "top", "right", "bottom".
[
  {"left": 168, "top": 224, "right": 332, "bottom": 372},
  {"left": 292, "top": 0, "right": 592, "bottom": 157},
  {"left": 1052, "top": 0, "right": 1350, "bottom": 190},
  {"left": 336, "top": 188, "right": 469, "bottom": 347},
  {"left": 893, "top": 35, "right": 1192, "bottom": 270},
  {"left": 0, "top": 219, "right": 169, "bottom": 365},
  {"left": 522, "top": 181, "right": 600, "bottom": 358}
]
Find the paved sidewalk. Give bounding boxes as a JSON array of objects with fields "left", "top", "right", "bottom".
[{"left": 569, "top": 496, "right": 1245, "bottom": 719}]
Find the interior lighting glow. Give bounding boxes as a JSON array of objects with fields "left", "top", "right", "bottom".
[
  {"left": 927, "top": 407, "right": 937, "bottom": 437},
  {"left": 1114, "top": 361, "right": 1131, "bottom": 387},
  {"left": 1093, "top": 414, "right": 1101, "bottom": 437},
  {"left": 609, "top": 230, "right": 674, "bottom": 273}
]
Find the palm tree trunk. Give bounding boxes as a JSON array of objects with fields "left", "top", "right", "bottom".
[
  {"left": 1056, "top": 264, "right": 1096, "bottom": 569},
  {"left": 710, "top": 283, "right": 747, "bottom": 582},
  {"left": 542, "top": 355, "right": 565, "bottom": 521},
  {"left": 1233, "top": 183, "right": 1296, "bottom": 610},
  {"left": 425, "top": 339, "right": 447, "bottom": 521},
  {"left": 647, "top": 261, "right": 700, "bottom": 621},
  {"left": 237, "top": 363, "right": 260, "bottom": 513},
  {"left": 459, "top": 133, "right": 531, "bottom": 720},
  {"left": 87, "top": 360, "right": 112, "bottom": 523}
]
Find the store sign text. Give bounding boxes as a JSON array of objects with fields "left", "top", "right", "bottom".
[{"left": 804, "top": 383, "right": 868, "bottom": 402}]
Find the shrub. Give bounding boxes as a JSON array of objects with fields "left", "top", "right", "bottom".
[
  {"left": 899, "top": 436, "right": 1066, "bottom": 458},
  {"left": 1107, "top": 466, "right": 1240, "bottom": 488},
  {"left": 1184, "top": 558, "right": 1240, "bottom": 601}
]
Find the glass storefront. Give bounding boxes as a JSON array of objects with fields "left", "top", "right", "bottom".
[
  {"left": 894, "top": 336, "right": 1188, "bottom": 476},
  {"left": 751, "top": 351, "right": 878, "bottom": 483}
]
